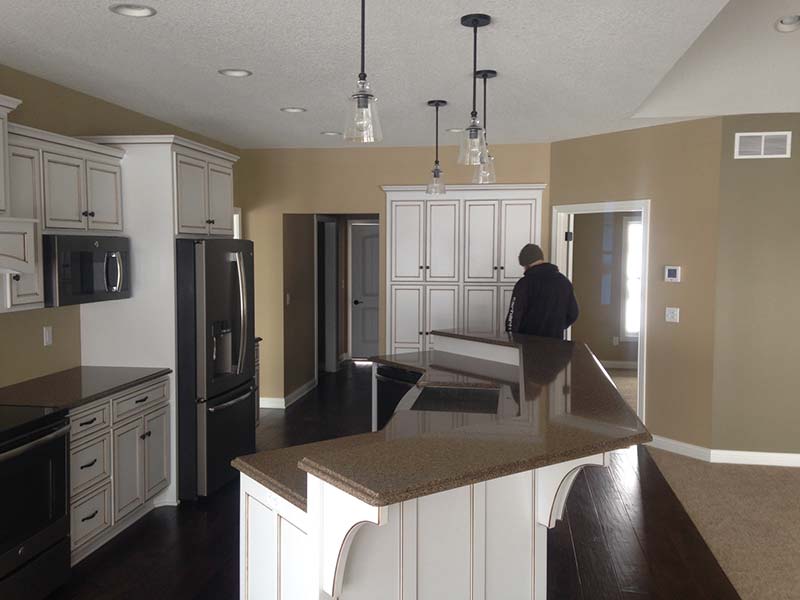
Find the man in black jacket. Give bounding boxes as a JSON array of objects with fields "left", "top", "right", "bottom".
[{"left": 505, "top": 244, "right": 579, "bottom": 339}]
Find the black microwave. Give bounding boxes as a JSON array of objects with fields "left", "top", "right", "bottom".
[{"left": 43, "top": 235, "right": 131, "bottom": 307}]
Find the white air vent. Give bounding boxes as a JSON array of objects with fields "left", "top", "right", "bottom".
[{"left": 734, "top": 131, "right": 792, "bottom": 159}]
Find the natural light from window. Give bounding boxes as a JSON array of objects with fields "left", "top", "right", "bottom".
[{"left": 622, "top": 218, "right": 642, "bottom": 339}]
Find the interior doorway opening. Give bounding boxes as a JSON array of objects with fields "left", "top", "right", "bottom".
[{"left": 551, "top": 201, "right": 650, "bottom": 420}]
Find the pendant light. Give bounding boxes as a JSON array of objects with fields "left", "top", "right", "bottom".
[
  {"left": 426, "top": 100, "right": 447, "bottom": 195},
  {"left": 344, "top": 0, "right": 382, "bottom": 143},
  {"left": 474, "top": 69, "right": 497, "bottom": 184},
  {"left": 457, "top": 13, "right": 491, "bottom": 165}
]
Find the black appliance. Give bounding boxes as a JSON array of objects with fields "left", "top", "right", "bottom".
[
  {"left": 176, "top": 238, "right": 256, "bottom": 500},
  {"left": 0, "top": 407, "right": 70, "bottom": 599},
  {"left": 43, "top": 235, "right": 131, "bottom": 307}
]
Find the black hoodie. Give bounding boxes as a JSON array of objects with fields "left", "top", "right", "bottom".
[{"left": 505, "top": 263, "right": 579, "bottom": 339}]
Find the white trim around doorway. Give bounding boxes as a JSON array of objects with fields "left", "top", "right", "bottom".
[{"left": 551, "top": 200, "right": 651, "bottom": 424}]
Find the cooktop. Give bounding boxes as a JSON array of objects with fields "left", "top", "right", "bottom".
[{"left": 0, "top": 405, "right": 68, "bottom": 448}]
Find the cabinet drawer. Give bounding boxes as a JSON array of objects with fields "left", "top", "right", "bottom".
[
  {"left": 71, "top": 483, "right": 112, "bottom": 550},
  {"left": 112, "top": 376, "right": 169, "bottom": 423},
  {"left": 70, "top": 433, "right": 111, "bottom": 497},
  {"left": 70, "top": 402, "right": 110, "bottom": 442}
]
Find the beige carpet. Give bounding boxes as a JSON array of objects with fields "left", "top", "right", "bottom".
[
  {"left": 648, "top": 447, "right": 800, "bottom": 600},
  {"left": 607, "top": 368, "right": 638, "bottom": 411}
]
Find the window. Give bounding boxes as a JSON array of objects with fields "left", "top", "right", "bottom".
[{"left": 621, "top": 216, "right": 643, "bottom": 341}]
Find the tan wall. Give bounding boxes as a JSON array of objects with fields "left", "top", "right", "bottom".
[
  {"left": 551, "top": 118, "right": 723, "bottom": 447},
  {"left": 237, "top": 144, "right": 551, "bottom": 398},
  {"left": 571, "top": 212, "right": 639, "bottom": 363},
  {"left": 0, "top": 63, "right": 237, "bottom": 387},
  {"left": 712, "top": 114, "right": 800, "bottom": 453},
  {"left": 282, "top": 214, "right": 317, "bottom": 394}
]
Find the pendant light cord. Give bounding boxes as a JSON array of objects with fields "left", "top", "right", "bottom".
[
  {"left": 359, "top": 0, "right": 366, "bottom": 81},
  {"left": 482, "top": 74, "right": 488, "bottom": 136},
  {"left": 435, "top": 105, "right": 440, "bottom": 165},
  {"left": 471, "top": 23, "right": 478, "bottom": 118}
]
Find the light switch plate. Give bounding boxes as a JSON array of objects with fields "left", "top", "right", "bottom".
[
  {"left": 665, "top": 307, "right": 680, "bottom": 323},
  {"left": 43, "top": 325, "right": 53, "bottom": 346}
]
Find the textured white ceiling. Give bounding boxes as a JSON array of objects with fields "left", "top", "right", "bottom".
[
  {"left": 636, "top": 0, "right": 800, "bottom": 118},
  {"left": 0, "top": 0, "right": 728, "bottom": 148}
]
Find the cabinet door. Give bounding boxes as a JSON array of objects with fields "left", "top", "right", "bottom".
[
  {"left": 463, "top": 286, "right": 498, "bottom": 336},
  {"left": 391, "top": 285, "right": 424, "bottom": 351},
  {"left": 499, "top": 285, "right": 515, "bottom": 335},
  {"left": 113, "top": 418, "right": 145, "bottom": 521},
  {"left": 0, "top": 115, "right": 8, "bottom": 215},
  {"left": 143, "top": 407, "right": 170, "bottom": 500},
  {"left": 464, "top": 200, "right": 498, "bottom": 282},
  {"left": 175, "top": 154, "right": 209, "bottom": 235},
  {"left": 86, "top": 160, "right": 123, "bottom": 231},
  {"left": 426, "top": 285, "right": 459, "bottom": 348},
  {"left": 391, "top": 201, "right": 424, "bottom": 282},
  {"left": 499, "top": 199, "right": 536, "bottom": 282},
  {"left": 208, "top": 163, "right": 234, "bottom": 236},
  {"left": 426, "top": 200, "right": 459, "bottom": 282},
  {"left": 6, "top": 146, "right": 44, "bottom": 307},
  {"left": 43, "top": 152, "right": 86, "bottom": 229}
]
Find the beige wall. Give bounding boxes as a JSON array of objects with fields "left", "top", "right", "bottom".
[
  {"left": 571, "top": 212, "right": 639, "bottom": 363},
  {"left": 282, "top": 214, "right": 317, "bottom": 394},
  {"left": 0, "top": 63, "right": 237, "bottom": 387},
  {"left": 712, "top": 114, "right": 800, "bottom": 453},
  {"left": 551, "top": 118, "right": 723, "bottom": 447},
  {"left": 237, "top": 144, "right": 551, "bottom": 397}
]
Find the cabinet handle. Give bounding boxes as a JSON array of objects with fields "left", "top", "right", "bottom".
[
  {"left": 80, "top": 459, "right": 97, "bottom": 470},
  {"left": 81, "top": 510, "right": 99, "bottom": 523},
  {"left": 425, "top": 266, "right": 430, "bottom": 270},
  {"left": 79, "top": 417, "right": 97, "bottom": 427},
  {"left": 139, "top": 431, "right": 152, "bottom": 440},
  {"left": 418, "top": 331, "right": 423, "bottom": 335},
  {"left": 12, "top": 274, "right": 20, "bottom": 282},
  {"left": 88, "top": 211, "right": 96, "bottom": 217},
  {"left": 134, "top": 396, "right": 149, "bottom": 404},
  {"left": 418, "top": 265, "right": 423, "bottom": 270},
  {"left": 500, "top": 266, "right": 504, "bottom": 270},
  {"left": 81, "top": 210, "right": 89, "bottom": 217},
  {"left": 493, "top": 266, "right": 498, "bottom": 270}
]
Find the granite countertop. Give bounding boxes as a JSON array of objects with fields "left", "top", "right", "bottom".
[
  {"left": 0, "top": 366, "right": 172, "bottom": 411},
  {"left": 235, "top": 330, "right": 650, "bottom": 510}
]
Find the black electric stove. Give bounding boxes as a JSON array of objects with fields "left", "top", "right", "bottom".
[{"left": 0, "top": 405, "right": 68, "bottom": 449}]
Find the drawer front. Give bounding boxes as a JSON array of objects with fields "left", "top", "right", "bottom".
[
  {"left": 112, "top": 376, "right": 170, "bottom": 424},
  {"left": 70, "top": 402, "right": 110, "bottom": 442},
  {"left": 71, "top": 483, "right": 112, "bottom": 550},
  {"left": 70, "top": 433, "right": 111, "bottom": 497}
]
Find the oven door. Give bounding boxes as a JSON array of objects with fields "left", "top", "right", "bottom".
[{"left": 0, "top": 421, "right": 69, "bottom": 580}]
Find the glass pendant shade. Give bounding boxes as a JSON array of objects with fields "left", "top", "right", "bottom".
[
  {"left": 458, "top": 117, "right": 487, "bottom": 166},
  {"left": 473, "top": 151, "right": 496, "bottom": 184},
  {"left": 426, "top": 164, "right": 446, "bottom": 195},
  {"left": 344, "top": 79, "right": 382, "bottom": 143}
]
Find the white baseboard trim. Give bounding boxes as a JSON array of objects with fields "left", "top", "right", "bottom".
[
  {"left": 648, "top": 435, "right": 800, "bottom": 467},
  {"left": 260, "top": 397, "right": 286, "bottom": 409},
  {"left": 601, "top": 360, "right": 637, "bottom": 370},
  {"left": 284, "top": 378, "right": 318, "bottom": 408}
]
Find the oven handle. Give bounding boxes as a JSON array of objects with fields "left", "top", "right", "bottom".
[
  {"left": 207, "top": 389, "right": 252, "bottom": 414},
  {"left": 0, "top": 424, "right": 69, "bottom": 463}
]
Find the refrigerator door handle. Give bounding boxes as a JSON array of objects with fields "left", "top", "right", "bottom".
[
  {"left": 207, "top": 389, "right": 252, "bottom": 413},
  {"left": 114, "top": 251, "right": 124, "bottom": 292},
  {"left": 235, "top": 250, "right": 248, "bottom": 375}
]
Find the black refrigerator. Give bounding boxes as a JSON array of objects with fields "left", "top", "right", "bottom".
[{"left": 176, "top": 238, "right": 256, "bottom": 500}]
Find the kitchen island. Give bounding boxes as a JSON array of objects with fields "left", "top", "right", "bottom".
[{"left": 233, "top": 330, "right": 650, "bottom": 600}]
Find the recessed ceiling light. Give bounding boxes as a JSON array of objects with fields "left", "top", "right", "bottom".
[
  {"left": 446, "top": 128, "right": 464, "bottom": 133},
  {"left": 320, "top": 131, "right": 342, "bottom": 136},
  {"left": 280, "top": 107, "right": 307, "bottom": 113},
  {"left": 109, "top": 3, "right": 157, "bottom": 17},
  {"left": 775, "top": 15, "right": 800, "bottom": 32},
  {"left": 218, "top": 69, "right": 253, "bottom": 78}
]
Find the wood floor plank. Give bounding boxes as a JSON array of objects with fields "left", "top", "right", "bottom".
[{"left": 548, "top": 505, "right": 584, "bottom": 600}]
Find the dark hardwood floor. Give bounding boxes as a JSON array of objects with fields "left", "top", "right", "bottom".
[{"left": 51, "top": 362, "right": 740, "bottom": 600}]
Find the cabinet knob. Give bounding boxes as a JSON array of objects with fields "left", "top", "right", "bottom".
[
  {"left": 88, "top": 211, "right": 96, "bottom": 217},
  {"left": 425, "top": 266, "right": 430, "bottom": 270},
  {"left": 81, "top": 210, "right": 89, "bottom": 217},
  {"left": 419, "top": 265, "right": 423, "bottom": 270},
  {"left": 493, "top": 266, "right": 498, "bottom": 270},
  {"left": 12, "top": 274, "right": 20, "bottom": 282},
  {"left": 500, "top": 266, "right": 504, "bottom": 270}
]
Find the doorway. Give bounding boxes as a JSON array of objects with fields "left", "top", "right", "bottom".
[
  {"left": 348, "top": 220, "right": 379, "bottom": 359},
  {"left": 551, "top": 201, "right": 650, "bottom": 420}
]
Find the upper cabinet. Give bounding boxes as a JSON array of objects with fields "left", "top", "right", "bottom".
[
  {"left": 0, "top": 94, "right": 23, "bottom": 216},
  {"left": 175, "top": 151, "right": 237, "bottom": 236},
  {"left": 207, "top": 163, "right": 234, "bottom": 236}
]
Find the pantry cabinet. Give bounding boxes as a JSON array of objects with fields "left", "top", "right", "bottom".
[{"left": 385, "top": 185, "right": 543, "bottom": 354}]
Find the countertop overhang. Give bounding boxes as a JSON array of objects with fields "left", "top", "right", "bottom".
[{"left": 234, "top": 330, "right": 650, "bottom": 510}]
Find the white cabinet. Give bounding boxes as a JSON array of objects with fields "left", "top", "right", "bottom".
[
  {"left": 464, "top": 200, "right": 499, "bottom": 282},
  {"left": 426, "top": 200, "right": 460, "bottom": 282},
  {"left": 391, "top": 285, "right": 424, "bottom": 351},
  {"left": 175, "top": 153, "right": 209, "bottom": 235},
  {"left": 113, "top": 417, "right": 145, "bottom": 521},
  {"left": 43, "top": 152, "right": 85, "bottom": 229},
  {"left": 143, "top": 406, "right": 170, "bottom": 499},
  {"left": 391, "top": 201, "right": 424, "bottom": 281},
  {"left": 499, "top": 285, "right": 515, "bottom": 333},
  {"left": 208, "top": 163, "right": 234, "bottom": 235},
  {"left": 0, "top": 96, "right": 23, "bottom": 215},
  {"left": 463, "top": 286, "right": 498, "bottom": 337},
  {"left": 499, "top": 200, "right": 536, "bottom": 282},
  {"left": 86, "top": 160, "right": 122, "bottom": 231},
  {"left": 425, "top": 285, "right": 459, "bottom": 349}
]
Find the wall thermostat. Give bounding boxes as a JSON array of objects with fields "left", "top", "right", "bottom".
[{"left": 664, "top": 266, "right": 681, "bottom": 283}]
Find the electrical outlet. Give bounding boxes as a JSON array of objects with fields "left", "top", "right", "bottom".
[
  {"left": 43, "top": 326, "right": 53, "bottom": 347},
  {"left": 665, "top": 307, "right": 680, "bottom": 323}
]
